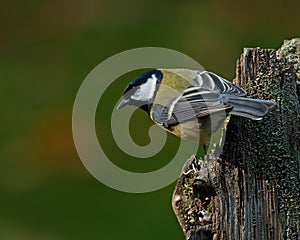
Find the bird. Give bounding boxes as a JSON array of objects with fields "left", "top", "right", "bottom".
[{"left": 117, "top": 69, "right": 276, "bottom": 153}]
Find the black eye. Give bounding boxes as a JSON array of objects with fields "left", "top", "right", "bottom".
[{"left": 123, "top": 83, "right": 135, "bottom": 95}]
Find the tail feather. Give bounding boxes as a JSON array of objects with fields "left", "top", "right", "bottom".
[{"left": 222, "top": 95, "right": 276, "bottom": 120}]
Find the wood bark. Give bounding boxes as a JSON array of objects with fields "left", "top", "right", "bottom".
[{"left": 172, "top": 39, "right": 300, "bottom": 240}]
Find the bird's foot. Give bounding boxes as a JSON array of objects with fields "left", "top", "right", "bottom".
[{"left": 204, "top": 153, "right": 222, "bottom": 162}]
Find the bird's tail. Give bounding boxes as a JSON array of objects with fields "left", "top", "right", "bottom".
[{"left": 222, "top": 95, "right": 277, "bottom": 120}]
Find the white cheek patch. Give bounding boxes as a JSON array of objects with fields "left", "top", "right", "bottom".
[{"left": 132, "top": 74, "right": 158, "bottom": 101}]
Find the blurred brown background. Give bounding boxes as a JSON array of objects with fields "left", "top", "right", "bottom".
[{"left": 0, "top": 0, "right": 299, "bottom": 239}]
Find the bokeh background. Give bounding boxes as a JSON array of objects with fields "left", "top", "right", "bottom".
[{"left": 1, "top": 0, "right": 299, "bottom": 239}]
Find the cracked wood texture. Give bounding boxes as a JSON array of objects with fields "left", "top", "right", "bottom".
[{"left": 172, "top": 39, "right": 300, "bottom": 240}]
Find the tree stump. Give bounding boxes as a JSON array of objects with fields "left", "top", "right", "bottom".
[{"left": 172, "top": 39, "right": 300, "bottom": 240}]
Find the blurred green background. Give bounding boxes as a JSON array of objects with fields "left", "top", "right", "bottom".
[{"left": 1, "top": 0, "right": 299, "bottom": 239}]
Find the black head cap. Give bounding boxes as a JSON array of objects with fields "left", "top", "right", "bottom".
[{"left": 123, "top": 69, "right": 163, "bottom": 95}]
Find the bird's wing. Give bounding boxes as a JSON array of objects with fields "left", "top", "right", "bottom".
[
  {"left": 151, "top": 86, "right": 232, "bottom": 126},
  {"left": 193, "top": 71, "right": 246, "bottom": 96}
]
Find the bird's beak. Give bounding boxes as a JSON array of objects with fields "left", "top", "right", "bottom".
[{"left": 116, "top": 97, "right": 129, "bottom": 110}]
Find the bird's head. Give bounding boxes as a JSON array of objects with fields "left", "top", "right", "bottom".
[{"left": 117, "top": 69, "right": 163, "bottom": 113}]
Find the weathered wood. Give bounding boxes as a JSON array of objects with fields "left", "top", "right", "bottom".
[{"left": 172, "top": 39, "right": 300, "bottom": 240}]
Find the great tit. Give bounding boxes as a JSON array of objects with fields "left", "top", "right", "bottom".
[{"left": 117, "top": 69, "right": 276, "bottom": 145}]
